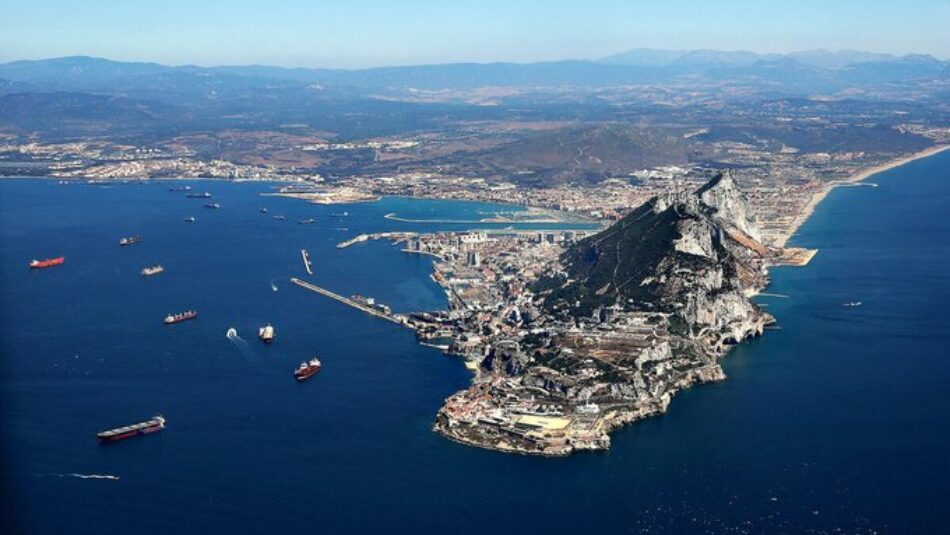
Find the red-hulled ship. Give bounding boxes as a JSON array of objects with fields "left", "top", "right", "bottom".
[
  {"left": 97, "top": 415, "right": 166, "bottom": 442},
  {"left": 294, "top": 358, "right": 322, "bottom": 381},
  {"left": 164, "top": 310, "right": 197, "bottom": 324},
  {"left": 29, "top": 257, "right": 65, "bottom": 269}
]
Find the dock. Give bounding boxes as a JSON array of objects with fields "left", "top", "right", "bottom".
[
  {"left": 290, "top": 278, "right": 407, "bottom": 327},
  {"left": 337, "top": 231, "right": 417, "bottom": 249},
  {"left": 301, "top": 249, "right": 313, "bottom": 275}
]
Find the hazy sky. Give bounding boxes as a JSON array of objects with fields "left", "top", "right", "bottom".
[{"left": 2, "top": 0, "right": 948, "bottom": 67}]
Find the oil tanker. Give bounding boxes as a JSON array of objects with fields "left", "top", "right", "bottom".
[
  {"left": 164, "top": 310, "right": 197, "bottom": 324},
  {"left": 29, "top": 257, "right": 65, "bottom": 269},
  {"left": 97, "top": 415, "right": 165, "bottom": 442}
]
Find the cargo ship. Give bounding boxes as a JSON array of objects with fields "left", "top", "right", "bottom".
[
  {"left": 259, "top": 324, "right": 275, "bottom": 343},
  {"left": 204, "top": 203, "right": 220, "bottom": 209},
  {"left": 187, "top": 192, "right": 211, "bottom": 198},
  {"left": 294, "top": 358, "right": 322, "bottom": 381},
  {"left": 119, "top": 236, "right": 142, "bottom": 246},
  {"left": 164, "top": 310, "right": 197, "bottom": 324},
  {"left": 141, "top": 265, "right": 164, "bottom": 276},
  {"left": 97, "top": 415, "right": 165, "bottom": 442},
  {"left": 301, "top": 249, "right": 313, "bottom": 275},
  {"left": 29, "top": 257, "right": 65, "bottom": 269}
]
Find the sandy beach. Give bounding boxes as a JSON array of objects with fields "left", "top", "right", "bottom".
[{"left": 776, "top": 144, "right": 950, "bottom": 247}]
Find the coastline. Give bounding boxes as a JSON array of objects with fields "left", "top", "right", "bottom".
[{"left": 776, "top": 144, "right": 950, "bottom": 247}]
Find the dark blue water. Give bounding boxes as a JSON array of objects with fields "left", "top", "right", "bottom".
[{"left": 2, "top": 151, "right": 949, "bottom": 534}]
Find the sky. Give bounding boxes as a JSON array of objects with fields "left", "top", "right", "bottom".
[{"left": 1, "top": 0, "right": 948, "bottom": 68}]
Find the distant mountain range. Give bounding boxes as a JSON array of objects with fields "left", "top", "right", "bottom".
[
  {"left": 0, "top": 49, "right": 946, "bottom": 96},
  {"left": 0, "top": 49, "right": 945, "bottom": 146}
]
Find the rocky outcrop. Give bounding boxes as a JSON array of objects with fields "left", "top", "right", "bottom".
[{"left": 542, "top": 172, "right": 771, "bottom": 326}]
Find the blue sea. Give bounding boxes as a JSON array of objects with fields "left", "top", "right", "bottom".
[{"left": 2, "top": 150, "right": 949, "bottom": 534}]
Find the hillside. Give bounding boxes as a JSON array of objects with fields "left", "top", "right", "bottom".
[
  {"left": 536, "top": 172, "right": 771, "bottom": 345},
  {"left": 454, "top": 124, "right": 690, "bottom": 186}
]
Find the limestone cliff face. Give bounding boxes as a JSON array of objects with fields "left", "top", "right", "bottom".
[
  {"left": 539, "top": 172, "right": 772, "bottom": 343},
  {"left": 696, "top": 171, "right": 763, "bottom": 243}
]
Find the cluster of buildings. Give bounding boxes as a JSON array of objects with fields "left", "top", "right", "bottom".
[{"left": 393, "top": 230, "right": 724, "bottom": 455}]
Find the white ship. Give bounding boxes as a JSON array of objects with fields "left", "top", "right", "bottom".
[
  {"left": 259, "top": 324, "right": 275, "bottom": 343},
  {"left": 141, "top": 265, "right": 165, "bottom": 276}
]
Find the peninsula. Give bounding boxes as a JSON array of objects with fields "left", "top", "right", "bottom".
[{"left": 377, "top": 172, "right": 802, "bottom": 455}]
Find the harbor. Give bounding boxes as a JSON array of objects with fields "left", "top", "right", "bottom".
[{"left": 289, "top": 277, "right": 408, "bottom": 327}]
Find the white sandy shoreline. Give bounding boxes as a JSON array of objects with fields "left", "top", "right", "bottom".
[{"left": 776, "top": 144, "right": 950, "bottom": 247}]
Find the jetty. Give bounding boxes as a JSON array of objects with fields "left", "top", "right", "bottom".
[
  {"left": 290, "top": 278, "right": 407, "bottom": 326},
  {"left": 337, "top": 232, "right": 417, "bottom": 249}
]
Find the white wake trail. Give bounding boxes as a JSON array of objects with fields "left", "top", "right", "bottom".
[
  {"left": 58, "top": 473, "right": 120, "bottom": 481},
  {"left": 226, "top": 328, "right": 254, "bottom": 358}
]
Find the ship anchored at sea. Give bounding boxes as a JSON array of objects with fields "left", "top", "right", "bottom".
[
  {"left": 29, "top": 256, "right": 65, "bottom": 269},
  {"left": 259, "top": 324, "right": 275, "bottom": 343},
  {"left": 294, "top": 358, "right": 322, "bottom": 381},
  {"left": 97, "top": 415, "right": 166, "bottom": 442},
  {"left": 164, "top": 310, "right": 197, "bottom": 324},
  {"left": 141, "top": 265, "right": 164, "bottom": 276}
]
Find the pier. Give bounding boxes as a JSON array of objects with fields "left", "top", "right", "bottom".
[
  {"left": 337, "top": 231, "right": 417, "bottom": 249},
  {"left": 301, "top": 249, "right": 313, "bottom": 275},
  {"left": 290, "top": 278, "right": 408, "bottom": 327}
]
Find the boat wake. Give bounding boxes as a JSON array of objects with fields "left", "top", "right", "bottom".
[
  {"left": 226, "top": 328, "right": 254, "bottom": 357},
  {"left": 53, "top": 473, "right": 120, "bottom": 481}
]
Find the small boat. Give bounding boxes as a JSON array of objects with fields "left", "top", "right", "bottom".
[
  {"left": 169, "top": 186, "right": 192, "bottom": 192},
  {"left": 119, "top": 236, "right": 142, "bottom": 246},
  {"left": 184, "top": 216, "right": 196, "bottom": 223},
  {"left": 141, "top": 265, "right": 164, "bottom": 276},
  {"left": 204, "top": 203, "right": 220, "bottom": 209},
  {"left": 260, "top": 208, "right": 269, "bottom": 213},
  {"left": 298, "top": 218, "right": 316, "bottom": 224},
  {"left": 226, "top": 327, "right": 237, "bottom": 338},
  {"left": 332, "top": 211, "right": 349, "bottom": 217},
  {"left": 164, "top": 310, "right": 197, "bottom": 324},
  {"left": 97, "top": 415, "right": 165, "bottom": 442},
  {"left": 843, "top": 301, "right": 863, "bottom": 307},
  {"left": 259, "top": 324, "right": 275, "bottom": 343},
  {"left": 273, "top": 215, "right": 286, "bottom": 220},
  {"left": 294, "top": 358, "right": 322, "bottom": 381},
  {"left": 187, "top": 192, "right": 211, "bottom": 198},
  {"left": 29, "top": 256, "right": 65, "bottom": 269}
]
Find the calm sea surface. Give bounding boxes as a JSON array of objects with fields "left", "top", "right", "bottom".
[{"left": 2, "top": 152, "right": 949, "bottom": 534}]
